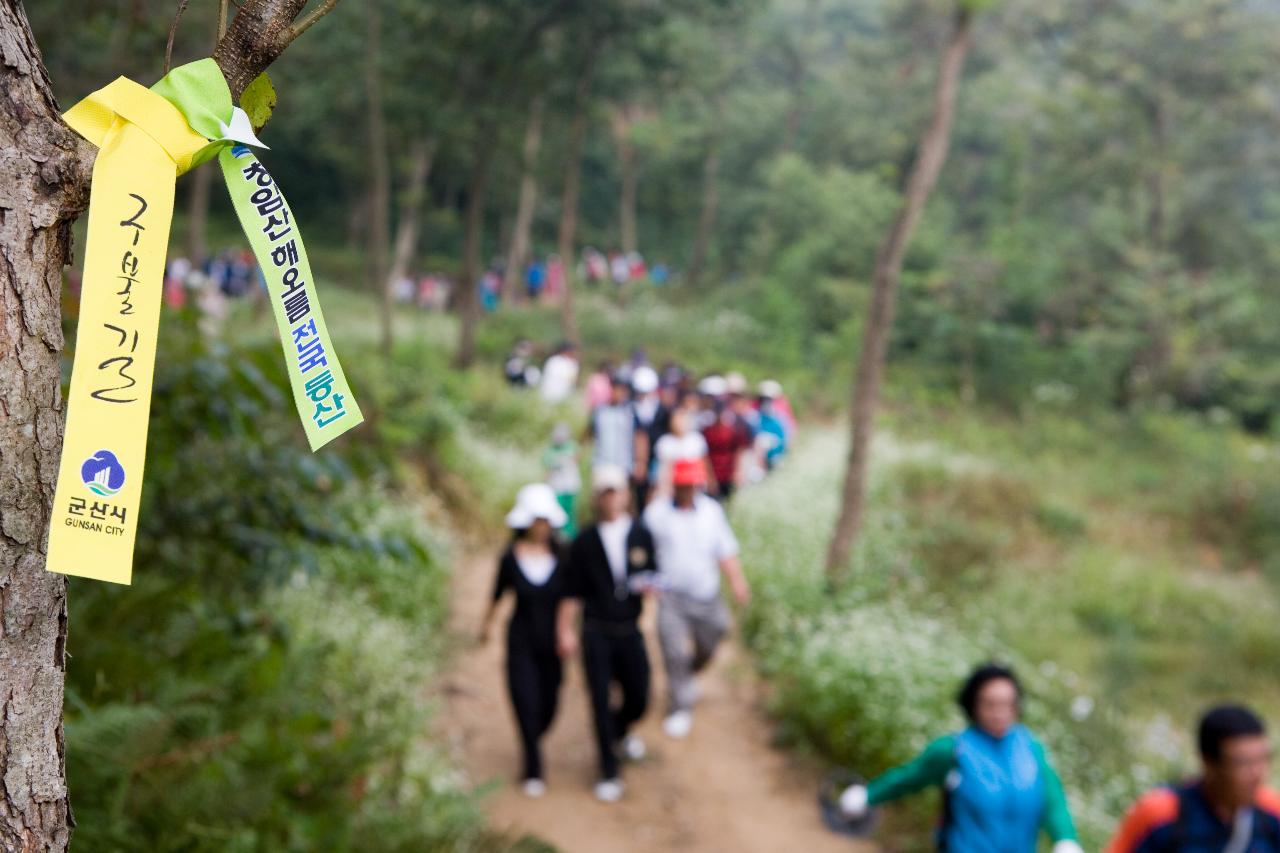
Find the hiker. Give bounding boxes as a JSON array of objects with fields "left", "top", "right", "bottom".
[
  {"left": 504, "top": 339, "right": 540, "bottom": 388},
  {"left": 630, "top": 365, "right": 668, "bottom": 510},
  {"left": 756, "top": 386, "right": 789, "bottom": 470},
  {"left": 652, "top": 408, "right": 711, "bottom": 496},
  {"left": 703, "top": 400, "right": 752, "bottom": 501},
  {"left": 478, "top": 484, "right": 570, "bottom": 798},
  {"left": 583, "top": 360, "right": 615, "bottom": 411},
  {"left": 556, "top": 465, "right": 657, "bottom": 803},
  {"left": 589, "top": 376, "right": 642, "bottom": 477},
  {"left": 644, "top": 458, "right": 751, "bottom": 739},
  {"left": 837, "top": 663, "right": 1083, "bottom": 853},
  {"left": 539, "top": 342, "right": 579, "bottom": 405},
  {"left": 1107, "top": 704, "right": 1280, "bottom": 851},
  {"left": 542, "top": 423, "right": 581, "bottom": 537}
]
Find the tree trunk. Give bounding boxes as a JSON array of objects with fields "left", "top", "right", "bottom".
[
  {"left": 454, "top": 143, "right": 495, "bottom": 369},
  {"left": 364, "top": 0, "right": 392, "bottom": 357},
  {"left": 185, "top": 161, "right": 213, "bottom": 264},
  {"left": 0, "top": 5, "right": 79, "bottom": 847},
  {"left": 0, "top": 3, "right": 339, "bottom": 847},
  {"left": 501, "top": 96, "right": 545, "bottom": 301},
  {"left": 557, "top": 51, "right": 598, "bottom": 344},
  {"left": 612, "top": 107, "right": 638, "bottom": 256},
  {"left": 385, "top": 137, "right": 437, "bottom": 309},
  {"left": 824, "top": 7, "right": 973, "bottom": 583},
  {"left": 686, "top": 144, "right": 720, "bottom": 287}
]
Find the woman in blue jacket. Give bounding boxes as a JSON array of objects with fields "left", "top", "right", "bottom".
[{"left": 839, "top": 663, "right": 1083, "bottom": 853}]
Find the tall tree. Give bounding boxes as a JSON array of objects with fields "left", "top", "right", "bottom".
[
  {"left": 384, "top": 137, "right": 437, "bottom": 311},
  {"left": 556, "top": 45, "right": 599, "bottom": 343},
  {"left": 824, "top": 3, "right": 975, "bottom": 582},
  {"left": 364, "top": 0, "right": 393, "bottom": 356},
  {"left": 0, "top": 1, "right": 342, "bottom": 847},
  {"left": 501, "top": 96, "right": 545, "bottom": 300}
]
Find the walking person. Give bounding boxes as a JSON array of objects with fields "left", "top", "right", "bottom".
[
  {"left": 644, "top": 458, "right": 751, "bottom": 739},
  {"left": 1107, "top": 704, "right": 1280, "bottom": 851},
  {"left": 556, "top": 465, "right": 657, "bottom": 803},
  {"left": 630, "top": 365, "right": 668, "bottom": 509},
  {"left": 837, "top": 663, "right": 1083, "bottom": 853},
  {"left": 589, "top": 376, "right": 642, "bottom": 475},
  {"left": 539, "top": 342, "right": 579, "bottom": 405},
  {"left": 542, "top": 423, "right": 581, "bottom": 537},
  {"left": 652, "top": 408, "right": 711, "bottom": 497},
  {"left": 478, "top": 484, "right": 570, "bottom": 797},
  {"left": 703, "top": 400, "right": 752, "bottom": 501}
]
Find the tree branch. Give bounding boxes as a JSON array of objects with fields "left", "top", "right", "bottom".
[
  {"left": 212, "top": 0, "right": 332, "bottom": 100},
  {"left": 164, "top": 0, "right": 191, "bottom": 74},
  {"left": 286, "top": 0, "right": 341, "bottom": 46}
]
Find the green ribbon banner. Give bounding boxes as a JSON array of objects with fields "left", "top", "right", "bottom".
[{"left": 220, "top": 144, "right": 364, "bottom": 449}]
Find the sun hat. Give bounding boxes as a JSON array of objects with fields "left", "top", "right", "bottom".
[
  {"left": 505, "top": 483, "right": 569, "bottom": 529},
  {"left": 725, "top": 372, "right": 748, "bottom": 395},
  {"left": 672, "top": 458, "right": 706, "bottom": 487},
  {"left": 631, "top": 365, "right": 659, "bottom": 394},
  {"left": 758, "top": 379, "right": 783, "bottom": 398},
  {"left": 698, "top": 375, "right": 729, "bottom": 397},
  {"left": 592, "top": 464, "right": 628, "bottom": 493}
]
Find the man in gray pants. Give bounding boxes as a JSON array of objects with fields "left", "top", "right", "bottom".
[{"left": 644, "top": 458, "right": 751, "bottom": 739}]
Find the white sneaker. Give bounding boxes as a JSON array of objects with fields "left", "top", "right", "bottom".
[
  {"left": 620, "top": 734, "right": 647, "bottom": 762},
  {"left": 594, "top": 778, "right": 624, "bottom": 803},
  {"left": 521, "top": 778, "right": 547, "bottom": 798},
  {"left": 663, "top": 710, "right": 693, "bottom": 739}
]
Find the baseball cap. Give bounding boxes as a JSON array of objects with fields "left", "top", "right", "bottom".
[
  {"left": 592, "top": 464, "right": 628, "bottom": 493},
  {"left": 672, "top": 458, "right": 706, "bottom": 487}
]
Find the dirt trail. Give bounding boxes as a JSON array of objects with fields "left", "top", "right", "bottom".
[{"left": 438, "top": 550, "right": 876, "bottom": 853}]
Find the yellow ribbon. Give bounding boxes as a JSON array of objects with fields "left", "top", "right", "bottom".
[
  {"left": 48, "top": 79, "right": 209, "bottom": 585},
  {"left": 62, "top": 76, "right": 211, "bottom": 175}
]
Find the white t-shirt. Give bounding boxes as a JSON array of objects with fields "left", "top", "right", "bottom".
[
  {"left": 655, "top": 432, "right": 707, "bottom": 465},
  {"left": 540, "top": 354, "right": 579, "bottom": 403},
  {"left": 597, "top": 516, "right": 632, "bottom": 586},
  {"left": 515, "top": 551, "right": 557, "bottom": 586},
  {"left": 643, "top": 495, "right": 739, "bottom": 601}
]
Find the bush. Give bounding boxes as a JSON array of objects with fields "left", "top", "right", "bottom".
[{"left": 64, "top": 316, "right": 500, "bottom": 851}]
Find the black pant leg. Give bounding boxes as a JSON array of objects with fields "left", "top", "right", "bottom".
[
  {"left": 535, "top": 649, "right": 563, "bottom": 737},
  {"left": 582, "top": 629, "right": 621, "bottom": 780},
  {"left": 506, "top": 641, "right": 544, "bottom": 781},
  {"left": 612, "top": 630, "right": 650, "bottom": 738}
]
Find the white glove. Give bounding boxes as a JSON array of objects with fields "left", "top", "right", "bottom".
[
  {"left": 1052, "top": 841, "right": 1084, "bottom": 853},
  {"left": 838, "top": 784, "right": 868, "bottom": 818}
]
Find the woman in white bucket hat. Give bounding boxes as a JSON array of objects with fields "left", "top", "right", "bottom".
[{"left": 479, "top": 483, "right": 570, "bottom": 798}]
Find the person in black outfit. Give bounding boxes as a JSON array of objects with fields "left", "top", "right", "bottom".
[
  {"left": 557, "top": 464, "right": 658, "bottom": 803},
  {"left": 479, "top": 483, "right": 569, "bottom": 798}
]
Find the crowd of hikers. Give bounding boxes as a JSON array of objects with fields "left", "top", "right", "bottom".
[
  {"left": 483, "top": 340, "right": 790, "bottom": 803},
  {"left": 485, "top": 339, "right": 1280, "bottom": 851}
]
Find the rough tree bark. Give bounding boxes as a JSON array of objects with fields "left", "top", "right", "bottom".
[
  {"left": 611, "top": 105, "right": 639, "bottom": 256},
  {"left": 556, "top": 48, "right": 598, "bottom": 344},
  {"left": 454, "top": 140, "right": 495, "bottom": 369},
  {"left": 824, "top": 7, "right": 973, "bottom": 583},
  {"left": 0, "top": 1, "right": 341, "bottom": 848},
  {"left": 500, "top": 96, "right": 544, "bottom": 301},
  {"left": 364, "top": 0, "right": 392, "bottom": 357},
  {"left": 686, "top": 95, "right": 725, "bottom": 289},
  {"left": 384, "top": 137, "right": 436, "bottom": 310}
]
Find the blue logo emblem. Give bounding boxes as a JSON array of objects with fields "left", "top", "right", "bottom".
[{"left": 81, "top": 450, "right": 126, "bottom": 497}]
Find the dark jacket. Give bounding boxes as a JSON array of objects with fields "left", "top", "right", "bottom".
[{"left": 565, "top": 518, "right": 656, "bottom": 628}]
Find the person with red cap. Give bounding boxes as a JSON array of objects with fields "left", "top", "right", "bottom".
[{"left": 643, "top": 457, "right": 751, "bottom": 740}]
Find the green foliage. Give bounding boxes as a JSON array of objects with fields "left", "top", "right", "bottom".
[
  {"left": 240, "top": 73, "right": 277, "bottom": 131},
  {"left": 64, "top": 314, "right": 500, "bottom": 852}
]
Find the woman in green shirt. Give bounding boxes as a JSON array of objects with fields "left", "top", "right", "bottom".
[{"left": 839, "top": 663, "right": 1083, "bottom": 853}]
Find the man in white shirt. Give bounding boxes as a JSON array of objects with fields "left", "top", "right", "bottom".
[
  {"left": 539, "top": 342, "right": 579, "bottom": 404},
  {"left": 643, "top": 458, "right": 750, "bottom": 739}
]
